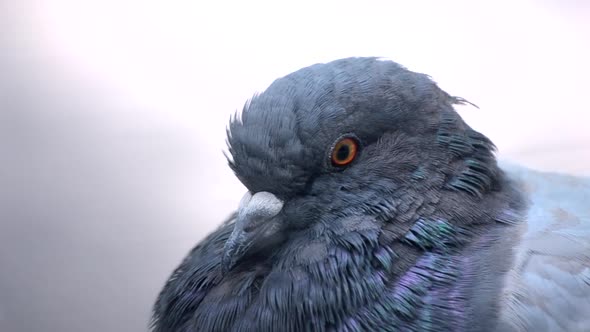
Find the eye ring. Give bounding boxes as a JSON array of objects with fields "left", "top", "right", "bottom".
[{"left": 330, "top": 136, "right": 359, "bottom": 167}]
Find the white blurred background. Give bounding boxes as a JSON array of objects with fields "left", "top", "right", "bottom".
[{"left": 1, "top": 1, "right": 589, "bottom": 331}]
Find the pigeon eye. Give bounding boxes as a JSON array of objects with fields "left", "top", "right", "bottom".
[{"left": 331, "top": 137, "right": 358, "bottom": 167}]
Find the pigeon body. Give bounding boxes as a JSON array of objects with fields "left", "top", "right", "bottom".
[{"left": 152, "top": 58, "right": 590, "bottom": 332}]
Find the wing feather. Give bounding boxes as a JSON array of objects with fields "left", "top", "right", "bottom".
[{"left": 498, "top": 163, "right": 590, "bottom": 332}]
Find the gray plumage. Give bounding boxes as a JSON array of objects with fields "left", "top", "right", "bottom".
[{"left": 151, "top": 57, "right": 590, "bottom": 332}]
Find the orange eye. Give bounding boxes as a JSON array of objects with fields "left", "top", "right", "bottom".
[{"left": 331, "top": 137, "right": 358, "bottom": 166}]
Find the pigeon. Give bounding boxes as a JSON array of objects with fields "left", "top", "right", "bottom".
[{"left": 151, "top": 57, "right": 590, "bottom": 332}]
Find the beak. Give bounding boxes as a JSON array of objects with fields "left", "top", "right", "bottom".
[{"left": 221, "top": 191, "right": 284, "bottom": 273}]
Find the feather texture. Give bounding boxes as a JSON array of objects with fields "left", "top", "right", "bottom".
[{"left": 152, "top": 58, "right": 590, "bottom": 332}]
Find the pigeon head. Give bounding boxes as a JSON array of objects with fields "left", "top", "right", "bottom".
[{"left": 223, "top": 57, "right": 499, "bottom": 272}]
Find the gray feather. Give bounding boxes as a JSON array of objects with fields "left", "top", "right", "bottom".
[
  {"left": 497, "top": 162, "right": 590, "bottom": 332},
  {"left": 151, "top": 57, "right": 590, "bottom": 332}
]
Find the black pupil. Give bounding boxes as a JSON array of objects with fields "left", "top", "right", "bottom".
[{"left": 336, "top": 144, "right": 350, "bottom": 161}]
